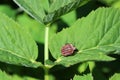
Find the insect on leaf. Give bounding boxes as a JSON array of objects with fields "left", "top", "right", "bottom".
[{"left": 49, "top": 7, "right": 120, "bottom": 67}]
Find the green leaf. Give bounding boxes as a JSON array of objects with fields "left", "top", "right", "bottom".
[
  {"left": 13, "top": 0, "right": 89, "bottom": 24},
  {"left": 12, "top": 75, "right": 38, "bottom": 80},
  {"left": 44, "top": 0, "right": 90, "bottom": 23},
  {"left": 0, "top": 70, "right": 38, "bottom": 80},
  {"left": 110, "top": 73, "right": 120, "bottom": 80},
  {"left": 88, "top": 61, "right": 95, "bottom": 72},
  {"left": 73, "top": 73, "right": 93, "bottom": 80},
  {"left": 78, "top": 62, "right": 88, "bottom": 73},
  {"left": 99, "top": 0, "right": 120, "bottom": 8},
  {"left": 61, "top": 10, "right": 76, "bottom": 26},
  {"left": 0, "top": 5, "right": 16, "bottom": 19},
  {"left": 0, "top": 12, "right": 42, "bottom": 68},
  {"left": 16, "top": 14, "right": 45, "bottom": 43},
  {"left": 41, "top": 0, "right": 49, "bottom": 11},
  {"left": 0, "top": 70, "right": 11, "bottom": 80},
  {"left": 77, "top": 61, "right": 95, "bottom": 73},
  {"left": 13, "top": 0, "right": 46, "bottom": 23},
  {"left": 49, "top": 7, "right": 120, "bottom": 67},
  {"left": 111, "top": 1, "right": 120, "bottom": 8}
]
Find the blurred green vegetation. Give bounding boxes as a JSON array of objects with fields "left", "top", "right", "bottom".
[{"left": 0, "top": 0, "right": 120, "bottom": 80}]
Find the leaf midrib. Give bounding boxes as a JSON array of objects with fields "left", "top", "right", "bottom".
[
  {"left": 79, "top": 43, "right": 119, "bottom": 53},
  {"left": 0, "top": 47, "right": 33, "bottom": 62},
  {"left": 14, "top": 0, "right": 45, "bottom": 22}
]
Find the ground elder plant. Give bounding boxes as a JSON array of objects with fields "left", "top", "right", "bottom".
[{"left": 0, "top": 0, "right": 120, "bottom": 80}]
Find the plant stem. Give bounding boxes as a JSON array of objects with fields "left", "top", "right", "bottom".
[
  {"left": 44, "top": 24, "right": 50, "bottom": 65},
  {"left": 44, "top": 68, "right": 49, "bottom": 80},
  {"left": 44, "top": 24, "right": 50, "bottom": 80}
]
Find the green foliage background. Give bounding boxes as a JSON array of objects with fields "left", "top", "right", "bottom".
[{"left": 0, "top": 0, "right": 120, "bottom": 80}]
